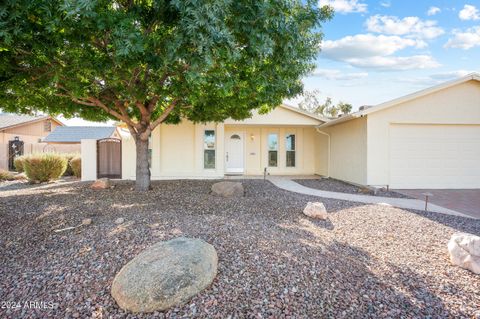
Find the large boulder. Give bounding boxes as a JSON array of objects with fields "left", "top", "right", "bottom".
[
  {"left": 211, "top": 181, "right": 244, "bottom": 197},
  {"left": 447, "top": 232, "right": 480, "bottom": 274},
  {"left": 90, "top": 178, "right": 111, "bottom": 190},
  {"left": 303, "top": 202, "right": 328, "bottom": 220},
  {"left": 111, "top": 237, "right": 218, "bottom": 313}
]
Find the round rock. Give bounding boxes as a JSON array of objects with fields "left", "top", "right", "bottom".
[{"left": 111, "top": 237, "right": 218, "bottom": 313}]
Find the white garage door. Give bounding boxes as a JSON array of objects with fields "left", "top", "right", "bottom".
[{"left": 389, "top": 124, "right": 480, "bottom": 189}]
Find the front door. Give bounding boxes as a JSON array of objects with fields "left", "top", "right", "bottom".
[{"left": 225, "top": 132, "right": 244, "bottom": 174}]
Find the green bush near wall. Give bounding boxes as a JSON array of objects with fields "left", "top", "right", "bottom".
[
  {"left": 14, "top": 156, "right": 26, "bottom": 173},
  {"left": 0, "top": 169, "right": 14, "bottom": 181},
  {"left": 23, "top": 153, "right": 68, "bottom": 183},
  {"left": 70, "top": 156, "right": 81, "bottom": 178}
]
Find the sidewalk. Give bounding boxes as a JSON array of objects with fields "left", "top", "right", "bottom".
[{"left": 269, "top": 177, "right": 475, "bottom": 219}]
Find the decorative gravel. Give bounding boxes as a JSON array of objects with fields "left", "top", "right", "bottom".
[
  {"left": 1, "top": 179, "right": 479, "bottom": 318},
  {"left": 294, "top": 178, "right": 412, "bottom": 198}
]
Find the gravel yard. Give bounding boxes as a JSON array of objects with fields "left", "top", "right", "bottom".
[
  {"left": 294, "top": 178, "right": 412, "bottom": 198},
  {"left": 0, "top": 179, "right": 479, "bottom": 318}
]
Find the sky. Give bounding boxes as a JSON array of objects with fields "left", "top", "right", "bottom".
[{"left": 286, "top": 0, "right": 480, "bottom": 110}]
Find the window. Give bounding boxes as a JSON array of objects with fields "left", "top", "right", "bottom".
[
  {"left": 286, "top": 134, "right": 296, "bottom": 167},
  {"left": 44, "top": 120, "right": 51, "bottom": 132},
  {"left": 204, "top": 130, "right": 215, "bottom": 169},
  {"left": 268, "top": 133, "right": 278, "bottom": 167}
]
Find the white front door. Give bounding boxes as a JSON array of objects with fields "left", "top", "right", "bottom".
[{"left": 225, "top": 132, "right": 244, "bottom": 173}]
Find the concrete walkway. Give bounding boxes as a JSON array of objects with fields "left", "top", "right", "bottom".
[{"left": 269, "top": 177, "right": 475, "bottom": 219}]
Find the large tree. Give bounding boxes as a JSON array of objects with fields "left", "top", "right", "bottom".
[{"left": 0, "top": 0, "right": 332, "bottom": 190}]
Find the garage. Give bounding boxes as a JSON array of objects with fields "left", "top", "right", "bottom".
[{"left": 389, "top": 124, "right": 480, "bottom": 189}]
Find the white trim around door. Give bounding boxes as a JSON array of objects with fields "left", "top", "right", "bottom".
[{"left": 225, "top": 131, "right": 245, "bottom": 174}]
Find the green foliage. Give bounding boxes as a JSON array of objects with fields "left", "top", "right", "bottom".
[
  {"left": 62, "top": 153, "right": 80, "bottom": 176},
  {"left": 69, "top": 156, "right": 81, "bottom": 178},
  {"left": 14, "top": 155, "right": 26, "bottom": 172},
  {"left": 299, "top": 90, "right": 353, "bottom": 118},
  {"left": 0, "top": 169, "right": 14, "bottom": 181},
  {"left": 0, "top": 0, "right": 332, "bottom": 123},
  {"left": 22, "top": 153, "right": 68, "bottom": 183}
]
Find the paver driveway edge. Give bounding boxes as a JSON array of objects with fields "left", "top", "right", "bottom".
[{"left": 269, "top": 177, "right": 476, "bottom": 219}]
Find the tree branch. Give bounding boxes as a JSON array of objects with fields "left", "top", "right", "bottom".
[{"left": 149, "top": 99, "right": 178, "bottom": 130}]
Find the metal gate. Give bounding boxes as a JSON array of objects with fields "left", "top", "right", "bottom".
[
  {"left": 97, "top": 138, "right": 122, "bottom": 179},
  {"left": 8, "top": 138, "right": 24, "bottom": 170}
]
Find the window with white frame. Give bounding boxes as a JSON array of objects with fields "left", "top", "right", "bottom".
[
  {"left": 268, "top": 133, "right": 278, "bottom": 167},
  {"left": 286, "top": 134, "right": 296, "bottom": 167},
  {"left": 204, "top": 130, "right": 215, "bottom": 169}
]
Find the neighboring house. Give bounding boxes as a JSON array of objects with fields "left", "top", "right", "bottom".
[
  {"left": 81, "top": 73, "right": 480, "bottom": 190},
  {"left": 0, "top": 113, "right": 63, "bottom": 144},
  {"left": 44, "top": 126, "right": 121, "bottom": 144},
  {"left": 0, "top": 113, "right": 64, "bottom": 170}
]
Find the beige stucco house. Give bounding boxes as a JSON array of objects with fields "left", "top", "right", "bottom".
[
  {"left": 82, "top": 73, "right": 480, "bottom": 190},
  {"left": 317, "top": 73, "right": 480, "bottom": 189}
]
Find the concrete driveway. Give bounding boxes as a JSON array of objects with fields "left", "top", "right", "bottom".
[{"left": 395, "top": 189, "right": 480, "bottom": 219}]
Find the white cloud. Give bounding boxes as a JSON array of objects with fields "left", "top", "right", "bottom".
[
  {"left": 319, "top": 0, "right": 367, "bottom": 14},
  {"left": 312, "top": 69, "right": 368, "bottom": 80},
  {"left": 427, "top": 6, "right": 441, "bottom": 16},
  {"left": 345, "top": 55, "right": 440, "bottom": 70},
  {"left": 321, "top": 34, "right": 440, "bottom": 70},
  {"left": 459, "top": 4, "right": 480, "bottom": 20},
  {"left": 380, "top": 1, "right": 391, "bottom": 8},
  {"left": 365, "top": 15, "right": 445, "bottom": 39},
  {"left": 445, "top": 26, "right": 480, "bottom": 49}
]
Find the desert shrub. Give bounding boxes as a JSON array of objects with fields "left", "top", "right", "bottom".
[
  {"left": 62, "top": 153, "right": 80, "bottom": 176},
  {"left": 23, "top": 153, "right": 68, "bottom": 183},
  {"left": 14, "top": 156, "right": 26, "bottom": 172},
  {"left": 69, "top": 156, "right": 81, "bottom": 178},
  {"left": 0, "top": 169, "right": 14, "bottom": 181}
]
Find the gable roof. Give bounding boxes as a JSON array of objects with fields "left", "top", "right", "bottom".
[
  {"left": 224, "top": 104, "right": 327, "bottom": 126},
  {"left": 279, "top": 104, "right": 329, "bottom": 122},
  {"left": 318, "top": 72, "right": 480, "bottom": 128},
  {"left": 0, "top": 113, "right": 63, "bottom": 131},
  {"left": 43, "top": 126, "right": 118, "bottom": 143}
]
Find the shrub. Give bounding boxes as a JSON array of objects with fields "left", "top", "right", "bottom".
[
  {"left": 62, "top": 153, "right": 80, "bottom": 176},
  {"left": 0, "top": 169, "right": 14, "bottom": 181},
  {"left": 23, "top": 153, "right": 68, "bottom": 183},
  {"left": 14, "top": 156, "right": 26, "bottom": 172},
  {"left": 70, "top": 156, "right": 81, "bottom": 178}
]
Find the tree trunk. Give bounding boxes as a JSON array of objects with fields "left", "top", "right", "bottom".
[{"left": 135, "top": 136, "right": 151, "bottom": 191}]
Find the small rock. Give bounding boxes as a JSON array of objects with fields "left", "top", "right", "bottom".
[
  {"left": 303, "top": 202, "right": 328, "bottom": 220},
  {"left": 91, "top": 178, "right": 111, "bottom": 190},
  {"left": 211, "top": 181, "right": 244, "bottom": 197},
  {"left": 82, "top": 218, "right": 92, "bottom": 226},
  {"left": 448, "top": 232, "right": 480, "bottom": 274},
  {"left": 115, "top": 218, "right": 125, "bottom": 225}
]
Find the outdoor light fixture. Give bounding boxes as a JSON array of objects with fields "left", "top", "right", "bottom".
[{"left": 250, "top": 133, "right": 255, "bottom": 141}]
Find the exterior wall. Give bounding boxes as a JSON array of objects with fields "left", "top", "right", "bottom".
[
  {"left": 322, "top": 117, "right": 367, "bottom": 185},
  {"left": 81, "top": 139, "right": 97, "bottom": 181},
  {"left": 122, "top": 121, "right": 225, "bottom": 180},
  {"left": 225, "top": 125, "right": 320, "bottom": 175},
  {"left": 224, "top": 106, "right": 321, "bottom": 126},
  {"left": 314, "top": 131, "right": 329, "bottom": 176},
  {"left": 367, "top": 79, "right": 480, "bottom": 186}
]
